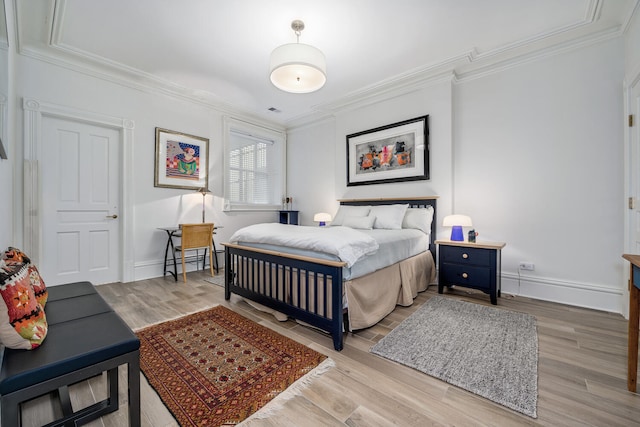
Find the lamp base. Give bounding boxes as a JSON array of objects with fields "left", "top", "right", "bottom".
[
  {"left": 450, "top": 225, "right": 464, "bottom": 241},
  {"left": 319, "top": 222, "right": 326, "bottom": 227}
]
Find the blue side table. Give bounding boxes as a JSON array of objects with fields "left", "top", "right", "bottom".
[{"left": 279, "top": 210, "right": 299, "bottom": 225}]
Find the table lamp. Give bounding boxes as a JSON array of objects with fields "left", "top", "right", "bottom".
[
  {"left": 442, "top": 214, "right": 473, "bottom": 241},
  {"left": 313, "top": 212, "right": 332, "bottom": 226},
  {"left": 196, "top": 187, "right": 211, "bottom": 223}
]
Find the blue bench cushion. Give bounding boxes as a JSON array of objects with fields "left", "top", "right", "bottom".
[
  {"left": 45, "top": 293, "right": 113, "bottom": 326},
  {"left": 47, "top": 281, "right": 97, "bottom": 302},
  {"left": 0, "top": 311, "right": 140, "bottom": 394}
]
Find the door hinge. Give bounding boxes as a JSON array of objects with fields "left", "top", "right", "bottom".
[
  {"left": 630, "top": 197, "right": 636, "bottom": 209},
  {"left": 631, "top": 115, "right": 635, "bottom": 127}
]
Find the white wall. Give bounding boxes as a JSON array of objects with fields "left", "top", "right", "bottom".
[
  {"left": 454, "top": 38, "right": 625, "bottom": 311},
  {"left": 12, "top": 54, "right": 280, "bottom": 281},
  {"left": 0, "top": 46, "right": 10, "bottom": 251},
  {"left": 287, "top": 118, "right": 337, "bottom": 226},
  {"left": 625, "top": 4, "right": 640, "bottom": 80},
  {"left": 4, "top": 19, "right": 630, "bottom": 313},
  {"left": 288, "top": 80, "right": 454, "bottom": 229},
  {"left": 288, "top": 38, "right": 625, "bottom": 313}
]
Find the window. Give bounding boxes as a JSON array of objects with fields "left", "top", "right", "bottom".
[{"left": 223, "top": 117, "right": 285, "bottom": 211}]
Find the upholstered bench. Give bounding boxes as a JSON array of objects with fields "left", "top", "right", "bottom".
[{"left": 0, "top": 281, "right": 141, "bottom": 426}]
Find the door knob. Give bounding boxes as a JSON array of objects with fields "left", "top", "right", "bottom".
[{"left": 106, "top": 214, "right": 118, "bottom": 219}]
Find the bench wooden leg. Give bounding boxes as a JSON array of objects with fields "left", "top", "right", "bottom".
[
  {"left": 1, "top": 392, "right": 21, "bottom": 426},
  {"left": 128, "top": 350, "right": 141, "bottom": 427},
  {"left": 57, "top": 385, "right": 73, "bottom": 417}
]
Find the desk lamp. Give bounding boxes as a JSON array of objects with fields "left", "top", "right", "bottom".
[
  {"left": 197, "top": 187, "right": 211, "bottom": 223},
  {"left": 313, "top": 212, "right": 332, "bottom": 227},
  {"left": 442, "top": 214, "right": 473, "bottom": 241}
]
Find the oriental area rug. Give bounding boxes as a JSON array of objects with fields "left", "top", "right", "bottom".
[
  {"left": 137, "top": 305, "right": 330, "bottom": 426},
  {"left": 371, "top": 296, "right": 538, "bottom": 418}
]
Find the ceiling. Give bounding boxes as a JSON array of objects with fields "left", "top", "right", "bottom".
[{"left": 14, "top": 0, "right": 638, "bottom": 126}]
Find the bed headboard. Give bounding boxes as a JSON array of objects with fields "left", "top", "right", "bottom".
[{"left": 338, "top": 197, "right": 438, "bottom": 259}]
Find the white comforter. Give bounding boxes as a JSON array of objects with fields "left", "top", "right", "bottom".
[{"left": 228, "top": 223, "right": 379, "bottom": 267}]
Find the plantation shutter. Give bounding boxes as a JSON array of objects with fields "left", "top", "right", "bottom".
[{"left": 224, "top": 118, "right": 285, "bottom": 211}]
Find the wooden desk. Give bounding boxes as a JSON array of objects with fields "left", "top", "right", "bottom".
[
  {"left": 159, "top": 225, "right": 221, "bottom": 280},
  {"left": 623, "top": 253, "right": 640, "bottom": 392}
]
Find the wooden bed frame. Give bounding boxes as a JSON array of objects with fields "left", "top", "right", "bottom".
[{"left": 224, "top": 197, "right": 437, "bottom": 351}]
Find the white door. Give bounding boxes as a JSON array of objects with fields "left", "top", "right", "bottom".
[
  {"left": 626, "top": 81, "right": 640, "bottom": 317},
  {"left": 40, "top": 117, "right": 121, "bottom": 285}
]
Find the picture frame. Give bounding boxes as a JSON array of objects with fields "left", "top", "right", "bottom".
[
  {"left": 154, "top": 127, "right": 209, "bottom": 190},
  {"left": 346, "top": 115, "right": 429, "bottom": 186}
]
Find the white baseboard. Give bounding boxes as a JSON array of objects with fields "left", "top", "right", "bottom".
[
  {"left": 501, "top": 272, "right": 624, "bottom": 315},
  {"left": 135, "top": 262, "right": 626, "bottom": 317}
]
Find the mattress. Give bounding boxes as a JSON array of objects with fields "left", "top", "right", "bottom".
[{"left": 236, "top": 228, "right": 429, "bottom": 280}]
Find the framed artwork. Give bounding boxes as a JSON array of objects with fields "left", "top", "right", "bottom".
[
  {"left": 154, "top": 127, "right": 209, "bottom": 190},
  {"left": 346, "top": 115, "right": 429, "bottom": 186}
]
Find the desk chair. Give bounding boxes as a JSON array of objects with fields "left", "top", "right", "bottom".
[{"left": 174, "top": 223, "right": 215, "bottom": 282}]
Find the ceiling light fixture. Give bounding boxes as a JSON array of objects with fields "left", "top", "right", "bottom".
[{"left": 269, "top": 20, "right": 326, "bottom": 94}]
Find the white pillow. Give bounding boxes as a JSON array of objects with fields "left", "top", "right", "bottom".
[
  {"left": 331, "top": 205, "right": 371, "bottom": 226},
  {"left": 369, "top": 204, "right": 409, "bottom": 229},
  {"left": 343, "top": 215, "right": 375, "bottom": 230},
  {"left": 402, "top": 206, "right": 434, "bottom": 235}
]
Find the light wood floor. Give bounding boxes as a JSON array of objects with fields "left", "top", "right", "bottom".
[{"left": 19, "top": 270, "right": 640, "bottom": 427}]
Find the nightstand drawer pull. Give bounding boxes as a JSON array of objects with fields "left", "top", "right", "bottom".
[
  {"left": 462, "top": 253, "right": 469, "bottom": 259},
  {"left": 462, "top": 272, "right": 468, "bottom": 279}
]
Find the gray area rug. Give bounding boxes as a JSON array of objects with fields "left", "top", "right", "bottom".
[{"left": 370, "top": 296, "right": 538, "bottom": 418}]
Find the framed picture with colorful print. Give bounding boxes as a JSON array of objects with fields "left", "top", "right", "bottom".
[
  {"left": 346, "top": 115, "right": 429, "bottom": 186},
  {"left": 154, "top": 127, "right": 209, "bottom": 190}
]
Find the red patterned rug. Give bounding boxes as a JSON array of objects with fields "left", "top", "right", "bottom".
[{"left": 137, "top": 305, "right": 329, "bottom": 426}]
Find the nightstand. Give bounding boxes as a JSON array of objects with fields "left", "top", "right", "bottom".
[
  {"left": 435, "top": 240, "right": 506, "bottom": 305},
  {"left": 278, "top": 210, "right": 299, "bottom": 225}
]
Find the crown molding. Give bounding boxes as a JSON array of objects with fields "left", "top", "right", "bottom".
[
  {"left": 303, "top": 22, "right": 622, "bottom": 123},
  {"left": 15, "top": 0, "right": 633, "bottom": 131},
  {"left": 18, "top": 43, "right": 284, "bottom": 131},
  {"left": 314, "top": 56, "right": 465, "bottom": 116},
  {"left": 472, "top": 0, "right": 601, "bottom": 65},
  {"left": 284, "top": 67, "right": 458, "bottom": 130},
  {"left": 285, "top": 111, "right": 337, "bottom": 133},
  {"left": 454, "top": 25, "right": 622, "bottom": 83}
]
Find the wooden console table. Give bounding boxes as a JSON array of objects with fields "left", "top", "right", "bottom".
[{"left": 623, "top": 253, "right": 640, "bottom": 392}]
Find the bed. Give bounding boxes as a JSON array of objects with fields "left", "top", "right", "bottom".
[{"left": 223, "top": 197, "right": 437, "bottom": 351}]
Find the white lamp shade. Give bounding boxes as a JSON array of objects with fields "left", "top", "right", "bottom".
[
  {"left": 270, "top": 43, "right": 327, "bottom": 93},
  {"left": 442, "top": 214, "right": 473, "bottom": 227},
  {"left": 313, "top": 212, "right": 332, "bottom": 223}
]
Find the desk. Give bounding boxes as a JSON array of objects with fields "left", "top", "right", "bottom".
[
  {"left": 159, "top": 226, "right": 221, "bottom": 281},
  {"left": 624, "top": 253, "right": 640, "bottom": 392}
]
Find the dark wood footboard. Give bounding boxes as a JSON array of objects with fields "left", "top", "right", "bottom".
[
  {"left": 223, "top": 196, "right": 437, "bottom": 351},
  {"left": 224, "top": 243, "right": 347, "bottom": 351}
]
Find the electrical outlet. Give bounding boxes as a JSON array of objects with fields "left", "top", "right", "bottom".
[{"left": 519, "top": 262, "right": 534, "bottom": 271}]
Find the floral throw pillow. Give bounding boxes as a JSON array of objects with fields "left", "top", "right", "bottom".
[
  {"left": 0, "top": 259, "right": 48, "bottom": 349},
  {"left": 2, "top": 247, "right": 48, "bottom": 307}
]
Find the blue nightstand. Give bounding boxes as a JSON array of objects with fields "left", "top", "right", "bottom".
[{"left": 436, "top": 239, "right": 506, "bottom": 305}]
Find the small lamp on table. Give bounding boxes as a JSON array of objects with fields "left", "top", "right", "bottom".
[
  {"left": 313, "top": 212, "right": 332, "bottom": 227},
  {"left": 442, "top": 214, "right": 473, "bottom": 241},
  {"left": 197, "top": 187, "right": 211, "bottom": 223}
]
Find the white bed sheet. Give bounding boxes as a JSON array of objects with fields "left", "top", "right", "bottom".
[{"left": 235, "top": 227, "right": 429, "bottom": 280}]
